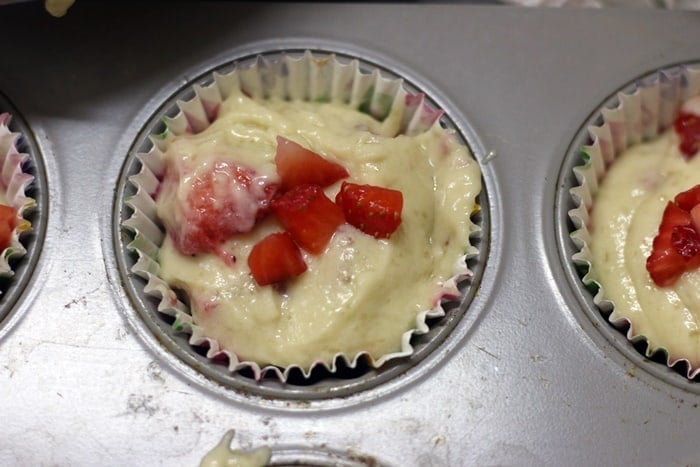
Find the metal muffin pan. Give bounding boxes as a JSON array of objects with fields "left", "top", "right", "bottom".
[
  {"left": 2, "top": 3, "right": 700, "bottom": 466},
  {"left": 113, "top": 46, "right": 491, "bottom": 405}
]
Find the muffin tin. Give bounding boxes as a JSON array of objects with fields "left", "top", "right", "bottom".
[{"left": 2, "top": 3, "right": 700, "bottom": 465}]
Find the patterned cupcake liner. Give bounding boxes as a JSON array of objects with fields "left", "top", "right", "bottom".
[
  {"left": 0, "top": 113, "right": 35, "bottom": 278},
  {"left": 122, "top": 50, "right": 481, "bottom": 381},
  {"left": 569, "top": 64, "right": 700, "bottom": 378}
]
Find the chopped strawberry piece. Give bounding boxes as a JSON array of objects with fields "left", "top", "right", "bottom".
[
  {"left": 0, "top": 204, "right": 16, "bottom": 251},
  {"left": 647, "top": 186, "right": 700, "bottom": 286},
  {"left": 647, "top": 248, "right": 686, "bottom": 287},
  {"left": 275, "top": 136, "right": 349, "bottom": 191},
  {"left": 162, "top": 160, "right": 278, "bottom": 260},
  {"left": 335, "top": 182, "right": 403, "bottom": 239},
  {"left": 674, "top": 112, "right": 700, "bottom": 158},
  {"left": 248, "top": 232, "right": 307, "bottom": 286},
  {"left": 271, "top": 184, "right": 345, "bottom": 254},
  {"left": 660, "top": 201, "right": 692, "bottom": 232}
]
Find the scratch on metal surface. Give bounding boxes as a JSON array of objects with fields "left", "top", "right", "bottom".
[
  {"left": 475, "top": 345, "right": 500, "bottom": 360},
  {"left": 63, "top": 284, "right": 103, "bottom": 309},
  {"left": 33, "top": 340, "right": 141, "bottom": 353},
  {"left": 1, "top": 364, "right": 14, "bottom": 378},
  {"left": 64, "top": 296, "right": 87, "bottom": 309}
]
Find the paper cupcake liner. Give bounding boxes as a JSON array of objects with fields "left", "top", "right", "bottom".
[
  {"left": 123, "top": 51, "right": 481, "bottom": 381},
  {"left": 569, "top": 64, "right": 700, "bottom": 378},
  {"left": 0, "top": 113, "right": 35, "bottom": 278}
]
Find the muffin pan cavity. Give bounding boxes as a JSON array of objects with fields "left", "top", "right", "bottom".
[
  {"left": 557, "top": 63, "right": 700, "bottom": 392},
  {"left": 113, "top": 46, "right": 490, "bottom": 405}
]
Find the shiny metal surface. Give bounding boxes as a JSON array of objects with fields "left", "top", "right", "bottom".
[{"left": 1, "top": 3, "right": 700, "bottom": 466}]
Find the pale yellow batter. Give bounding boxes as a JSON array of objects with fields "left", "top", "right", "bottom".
[{"left": 157, "top": 88, "right": 481, "bottom": 368}]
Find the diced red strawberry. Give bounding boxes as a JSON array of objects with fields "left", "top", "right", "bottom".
[
  {"left": 647, "top": 247, "right": 686, "bottom": 287},
  {"left": 248, "top": 232, "right": 307, "bottom": 286},
  {"left": 0, "top": 204, "right": 16, "bottom": 251},
  {"left": 647, "top": 188, "right": 700, "bottom": 286},
  {"left": 335, "top": 182, "right": 403, "bottom": 239},
  {"left": 674, "top": 112, "right": 700, "bottom": 158},
  {"left": 271, "top": 184, "right": 345, "bottom": 254},
  {"left": 162, "top": 160, "right": 278, "bottom": 261},
  {"left": 660, "top": 201, "right": 692, "bottom": 232},
  {"left": 275, "top": 136, "right": 348, "bottom": 191}
]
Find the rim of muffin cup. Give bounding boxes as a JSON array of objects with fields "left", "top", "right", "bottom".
[
  {"left": 119, "top": 48, "right": 486, "bottom": 391},
  {"left": 567, "top": 62, "right": 700, "bottom": 381},
  {"left": 203, "top": 429, "right": 389, "bottom": 467}
]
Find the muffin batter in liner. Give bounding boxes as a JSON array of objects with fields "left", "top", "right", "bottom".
[
  {"left": 569, "top": 65, "right": 700, "bottom": 378},
  {"left": 123, "top": 51, "right": 481, "bottom": 381},
  {"left": 0, "top": 113, "right": 35, "bottom": 279}
]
